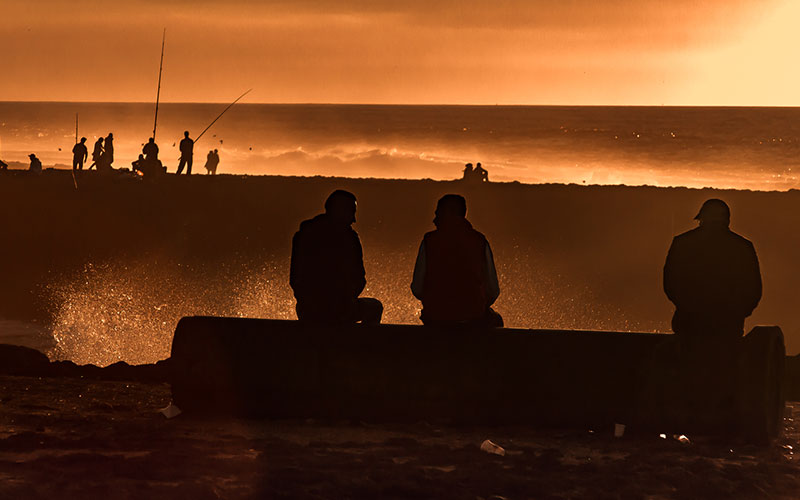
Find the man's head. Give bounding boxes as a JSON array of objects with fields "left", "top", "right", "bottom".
[
  {"left": 184, "top": 131, "right": 189, "bottom": 138},
  {"left": 107, "top": 133, "right": 113, "bottom": 139},
  {"left": 695, "top": 198, "right": 730, "bottom": 227},
  {"left": 80, "top": 137, "right": 86, "bottom": 143},
  {"left": 435, "top": 194, "right": 467, "bottom": 220},
  {"left": 98, "top": 137, "right": 103, "bottom": 143},
  {"left": 324, "top": 189, "right": 357, "bottom": 225},
  {"left": 28, "top": 154, "right": 36, "bottom": 159},
  {"left": 148, "top": 137, "right": 155, "bottom": 144}
]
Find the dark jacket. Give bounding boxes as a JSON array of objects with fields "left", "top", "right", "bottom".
[
  {"left": 290, "top": 213, "right": 366, "bottom": 321},
  {"left": 180, "top": 137, "right": 194, "bottom": 157},
  {"left": 414, "top": 217, "right": 497, "bottom": 323},
  {"left": 664, "top": 224, "right": 761, "bottom": 337}
]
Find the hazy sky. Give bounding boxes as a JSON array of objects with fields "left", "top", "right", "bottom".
[{"left": 2, "top": 0, "right": 795, "bottom": 105}]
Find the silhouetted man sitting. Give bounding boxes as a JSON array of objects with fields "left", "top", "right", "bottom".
[
  {"left": 290, "top": 190, "right": 383, "bottom": 325},
  {"left": 664, "top": 198, "right": 761, "bottom": 342},
  {"left": 28, "top": 154, "right": 42, "bottom": 174},
  {"left": 474, "top": 162, "right": 488, "bottom": 182},
  {"left": 411, "top": 194, "right": 502, "bottom": 327},
  {"left": 462, "top": 163, "right": 474, "bottom": 180}
]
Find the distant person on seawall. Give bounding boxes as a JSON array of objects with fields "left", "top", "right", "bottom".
[
  {"left": 462, "top": 163, "right": 474, "bottom": 180},
  {"left": 28, "top": 154, "right": 42, "bottom": 174},
  {"left": 89, "top": 137, "right": 103, "bottom": 170},
  {"left": 204, "top": 149, "right": 219, "bottom": 175},
  {"left": 663, "top": 198, "right": 761, "bottom": 342},
  {"left": 290, "top": 190, "right": 383, "bottom": 325},
  {"left": 72, "top": 137, "right": 88, "bottom": 171},
  {"left": 411, "top": 194, "right": 502, "bottom": 327},
  {"left": 176, "top": 131, "right": 194, "bottom": 175}
]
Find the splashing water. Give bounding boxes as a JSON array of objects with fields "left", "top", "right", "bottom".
[
  {"left": 46, "top": 260, "right": 295, "bottom": 366},
  {"left": 44, "top": 249, "right": 660, "bottom": 367}
]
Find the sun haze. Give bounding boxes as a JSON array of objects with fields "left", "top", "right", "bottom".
[{"left": 2, "top": 0, "right": 791, "bottom": 105}]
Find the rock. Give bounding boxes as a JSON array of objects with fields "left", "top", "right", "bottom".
[{"left": 0, "top": 344, "right": 51, "bottom": 376}]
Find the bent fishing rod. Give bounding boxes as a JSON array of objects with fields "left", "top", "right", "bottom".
[{"left": 194, "top": 88, "right": 253, "bottom": 144}]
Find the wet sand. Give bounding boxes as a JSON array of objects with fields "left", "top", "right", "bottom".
[{"left": 1, "top": 374, "right": 799, "bottom": 499}]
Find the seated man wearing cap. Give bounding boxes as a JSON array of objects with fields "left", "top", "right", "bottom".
[
  {"left": 411, "top": 194, "right": 502, "bottom": 327},
  {"left": 663, "top": 198, "right": 762, "bottom": 341}
]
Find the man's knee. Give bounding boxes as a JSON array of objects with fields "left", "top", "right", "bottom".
[
  {"left": 485, "top": 307, "right": 504, "bottom": 328},
  {"left": 357, "top": 297, "right": 383, "bottom": 325}
]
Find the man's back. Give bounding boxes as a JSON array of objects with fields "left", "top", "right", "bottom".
[
  {"left": 290, "top": 213, "right": 366, "bottom": 312},
  {"left": 180, "top": 137, "right": 193, "bottom": 156},
  {"left": 72, "top": 143, "right": 87, "bottom": 158},
  {"left": 421, "top": 218, "right": 489, "bottom": 321},
  {"left": 664, "top": 224, "right": 761, "bottom": 339}
]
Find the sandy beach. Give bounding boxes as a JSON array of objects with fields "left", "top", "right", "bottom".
[{"left": 0, "top": 372, "right": 798, "bottom": 499}]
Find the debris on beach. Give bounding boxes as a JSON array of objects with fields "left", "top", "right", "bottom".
[{"left": 480, "top": 439, "right": 505, "bottom": 456}]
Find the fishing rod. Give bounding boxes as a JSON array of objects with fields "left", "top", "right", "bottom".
[
  {"left": 71, "top": 113, "right": 78, "bottom": 189},
  {"left": 194, "top": 88, "right": 252, "bottom": 144},
  {"left": 152, "top": 29, "right": 166, "bottom": 141}
]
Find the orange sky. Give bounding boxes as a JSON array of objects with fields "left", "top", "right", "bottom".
[{"left": 1, "top": 0, "right": 793, "bottom": 105}]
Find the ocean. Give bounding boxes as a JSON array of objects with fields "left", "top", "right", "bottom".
[{"left": 2, "top": 102, "right": 800, "bottom": 190}]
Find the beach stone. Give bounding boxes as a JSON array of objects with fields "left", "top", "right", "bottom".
[{"left": 0, "top": 344, "right": 50, "bottom": 376}]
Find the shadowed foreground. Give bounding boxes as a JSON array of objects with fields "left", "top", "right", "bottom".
[{"left": 0, "top": 375, "right": 798, "bottom": 499}]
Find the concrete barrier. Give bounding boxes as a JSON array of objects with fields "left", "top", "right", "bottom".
[{"left": 170, "top": 317, "right": 784, "bottom": 441}]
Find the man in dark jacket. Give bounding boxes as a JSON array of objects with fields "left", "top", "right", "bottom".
[
  {"left": 72, "top": 137, "right": 88, "bottom": 171},
  {"left": 176, "top": 131, "right": 194, "bottom": 175},
  {"left": 411, "top": 194, "right": 502, "bottom": 327},
  {"left": 290, "top": 190, "right": 383, "bottom": 324},
  {"left": 663, "top": 198, "right": 761, "bottom": 341}
]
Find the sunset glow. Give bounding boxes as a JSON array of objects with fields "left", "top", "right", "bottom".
[{"left": 2, "top": 0, "right": 790, "bottom": 105}]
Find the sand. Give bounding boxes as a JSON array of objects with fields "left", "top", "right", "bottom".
[{"left": 0, "top": 374, "right": 798, "bottom": 499}]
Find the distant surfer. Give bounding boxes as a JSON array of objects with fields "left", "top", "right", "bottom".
[
  {"left": 28, "top": 154, "right": 42, "bottom": 174},
  {"left": 664, "top": 199, "right": 761, "bottom": 341},
  {"left": 72, "top": 137, "right": 88, "bottom": 171},
  {"left": 176, "top": 131, "right": 194, "bottom": 175},
  {"left": 290, "top": 190, "right": 383, "bottom": 325},
  {"left": 89, "top": 137, "right": 103, "bottom": 170},
  {"left": 411, "top": 194, "right": 502, "bottom": 327}
]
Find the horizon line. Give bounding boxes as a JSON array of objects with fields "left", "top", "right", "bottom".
[{"left": 1, "top": 100, "right": 800, "bottom": 109}]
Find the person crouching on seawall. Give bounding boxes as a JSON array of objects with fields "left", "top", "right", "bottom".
[{"left": 411, "top": 194, "right": 503, "bottom": 327}]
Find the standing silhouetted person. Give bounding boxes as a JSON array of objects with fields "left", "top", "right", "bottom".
[
  {"left": 204, "top": 149, "right": 220, "bottom": 175},
  {"left": 176, "top": 131, "right": 194, "bottom": 175},
  {"left": 411, "top": 194, "right": 502, "bottom": 327},
  {"left": 664, "top": 199, "right": 761, "bottom": 341},
  {"left": 28, "top": 154, "right": 42, "bottom": 174},
  {"left": 89, "top": 137, "right": 103, "bottom": 170},
  {"left": 101, "top": 132, "right": 114, "bottom": 170},
  {"left": 72, "top": 137, "right": 88, "bottom": 171},
  {"left": 290, "top": 190, "right": 383, "bottom": 325}
]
